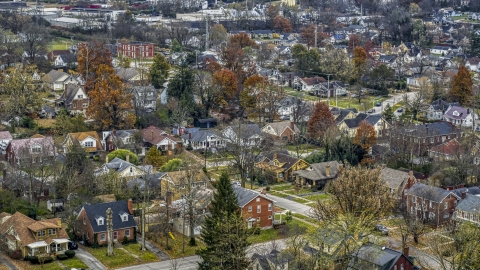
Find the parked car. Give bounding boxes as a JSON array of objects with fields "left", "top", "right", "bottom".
[
  {"left": 397, "top": 108, "right": 403, "bottom": 113},
  {"left": 280, "top": 115, "right": 290, "bottom": 120},
  {"left": 375, "top": 224, "right": 389, "bottom": 235},
  {"left": 367, "top": 108, "right": 375, "bottom": 113},
  {"left": 375, "top": 102, "right": 382, "bottom": 107},
  {"left": 68, "top": 241, "right": 78, "bottom": 250}
]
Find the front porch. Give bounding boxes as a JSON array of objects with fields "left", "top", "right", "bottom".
[{"left": 25, "top": 239, "right": 70, "bottom": 257}]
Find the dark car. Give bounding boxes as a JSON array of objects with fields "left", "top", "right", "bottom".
[
  {"left": 367, "top": 108, "right": 375, "bottom": 113},
  {"left": 68, "top": 241, "right": 78, "bottom": 250},
  {"left": 375, "top": 102, "right": 382, "bottom": 107},
  {"left": 397, "top": 108, "right": 403, "bottom": 113},
  {"left": 375, "top": 224, "right": 389, "bottom": 235}
]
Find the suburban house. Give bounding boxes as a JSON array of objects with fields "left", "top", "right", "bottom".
[
  {"left": 261, "top": 121, "right": 299, "bottom": 142},
  {"left": 332, "top": 108, "right": 357, "bottom": 126},
  {"left": 443, "top": 106, "right": 477, "bottom": 128},
  {"left": 62, "top": 131, "right": 103, "bottom": 158},
  {"left": 453, "top": 193, "right": 480, "bottom": 226},
  {"left": 126, "top": 172, "right": 169, "bottom": 199},
  {"left": 293, "top": 161, "right": 341, "bottom": 189},
  {"left": 6, "top": 136, "right": 56, "bottom": 166},
  {"left": 256, "top": 152, "right": 310, "bottom": 182},
  {"left": 193, "top": 118, "right": 217, "bottom": 129},
  {"left": 141, "top": 126, "right": 182, "bottom": 155},
  {"left": 117, "top": 42, "right": 154, "bottom": 59},
  {"left": 75, "top": 200, "right": 137, "bottom": 245},
  {"left": 101, "top": 129, "right": 139, "bottom": 153},
  {"left": 130, "top": 85, "right": 157, "bottom": 111},
  {"left": 234, "top": 186, "right": 275, "bottom": 229},
  {"left": 47, "top": 199, "right": 64, "bottom": 212},
  {"left": 0, "top": 131, "right": 13, "bottom": 154},
  {"left": 181, "top": 130, "right": 225, "bottom": 150},
  {"left": 250, "top": 250, "right": 290, "bottom": 270},
  {"left": 427, "top": 139, "right": 471, "bottom": 162},
  {"left": 222, "top": 123, "right": 262, "bottom": 147},
  {"left": 293, "top": 76, "right": 326, "bottom": 92},
  {"left": 318, "top": 81, "right": 347, "bottom": 98},
  {"left": 160, "top": 169, "right": 211, "bottom": 201},
  {"left": 348, "top": 245, "right": 416, "bottom": 270},
  {"left": 423, "top": 99, "right": 459, "bottom": 120},
  {"left": 95, "top": 157, "right": 153, "bottom": 180},
  {"left": 0, "top": 212, "right": 70, "bottom": 258},
  {"left": 1, "top": 170, "right": 51, "bottom": 200},
  {"left": 277, "top": 96, "right": 305, "bottom": 117},
  {"left": 380, "top": 167, "right": 415, "bottom": 199},
  {"left": 311, "top": 229, "right": 358, "bottom": 262},
  {"left": 55, "top": 84, "right": 89, "bottom": 115},
  {"left": 338, "top": 113, "right": 390, "bottom": 137},
  {"left": 54, "top": 53, "right": 77, "bottom": 68},
  {"left": 43, "top": 69, "right": 75, "bottom": 91},
  {"left": 115, "top": 67, "right": 147, "bottom": 84},
  {"left": 465, "top": 57, "right": 480, "bottom": 72}
]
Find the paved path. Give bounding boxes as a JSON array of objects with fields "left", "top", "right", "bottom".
[
  {"left": 137, "top": 235, "right": 171, "bottom": 261},
  {"left": 0, "top": 252, "right": 18, "bottom": 270},
  {"left": 118, "top": 255, "right": 201, "bottom": 270},
  {"left": 76, "top": 247, "right": 107, "bottom": 270},
  {"left": 266, "top": 193, "right": 313, "bottom": 217},
  {"left": 371, "top": 92, "right": 417, "bottom": 115}
]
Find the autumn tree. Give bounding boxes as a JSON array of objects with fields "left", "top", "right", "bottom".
[
  {"left": 193, "top": 71, "right": 220, "bottom": 117},
  {"left": 212, "top": 68, "right": 238, "bottom": 107},
  {"left": 319, "top": 46, "right": 354, "bottom": 82},
  {"left": 307, "top": 102, "right": 336, "bottom": 145},
  {"left": 300, "top": 24, "right": 326, "bottom": 48},
  {"left": 149, "top": 53, "right": 170, "bottom": 89},
  {"left": 240, "top": 74, "right": 264, "bottom": 117},
  {"left": 265, "top": 5, "right": 279, "bottom": 28},
  {"left": 229, "top": 32, "right": 257, "bottom": 49},
  {"left": 273, "top": 15, "right": 293, "bottom": 33},
  {"left": 209, "top": 24, "right": 227, "bottom": 50},
  {"left": 353, "top": 47, "right": 368, "bottom": 79},
  {"left": 1, "top": 65, "right": 43, "bottom": 118},
  {"left": 449, "top": 65, "right": 473, "bottom": 106},
  {"left": 87, "top": 64, "right": 135, "bottom": 130},
  {"left": 354, "top": 120, "right": 377, "bottom": 150},
  {"left": 220, "top": 33, "right": 257, "bottom": 84},
  {"left": 77, "top": 41, "right": 113, "bottom": 92}
]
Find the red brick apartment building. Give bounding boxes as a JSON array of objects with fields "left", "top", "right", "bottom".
[
  {"left": 117, "top": 42, "right": 154, "bottom": 59},
  {"left": 234, "top": 186, "right": 275, "bottom": 228}
]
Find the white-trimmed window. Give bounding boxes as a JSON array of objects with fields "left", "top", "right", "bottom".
[
  {"left": 248, "top": 206, "right": 252, "bottom": 212},
  {"left": 268, "top": 215, "right": 272, "bottom": 220},
  {"left": 257, "top": 205, "right": 261, "bottom": 213},
  {"left": 48, "top": 229, "right": 56, "bottom": 235},
  {"left": 268, "top": 203, "right": 272, "bottom": 211},
  {"left": 125, "top": 229, "right": 130, "bottom": 237},
  {"left": 84, "top": 141, "right": 93, "bottom": 147},
  {"left": 100, "top": 233, "right": 106, "bottom": 241},
  {"left": 444, "top": 202, "right": 448, "bottom": 209}
]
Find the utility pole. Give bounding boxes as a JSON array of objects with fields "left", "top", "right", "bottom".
[
  {"left": 314, "top": 24, "right": 318, "bottom": 48},
  {"left": 326, "top": 74, "right": 332, "bottom": 106},
  {"left": 205, "top": 16, "right": 209, "bottom": 51}
]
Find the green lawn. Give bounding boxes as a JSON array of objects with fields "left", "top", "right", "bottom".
[
  {"left": 292, "top": 213, "right": 318, "bottom": 224},
  {"left": 85, "top": 246, "right": 140, "bottom": 269},
  {"left": 122, "top": 243, "right": 159, "bottom": 262},
  {"left": 333, "top": 96, "right": 388, "bottom": 111},
  {"left": 60, "top": 256, "right": 89, "bottom": 269},
  {"left": 269, "top": 191, "right": 289, "bottom": 198},
  {"left": 248, "top": 228, "right": 281, "bottom": 244},
  {"left": 284, "top": 87, "right": 318, "bottom": 101},
  {"left": 270, "top": 184, "right": 294, "bottom": 192},
  {"left": 292, "top": 197, "right": 310, "bottom": 204},
  {"left": 283, "top": 188, "right": 313, "bottom": 195},
  {"left": 391, "top": 101, "right": 405, "bottom": 112},
  {"left": 149, "top": 232, "right": 205, "bottom": 258},
  {"left": 303, "top": 193, "right": 331, "bottom": 201},
  {"left": 49, "top": 37, "right": 80, "bottom": 51}
]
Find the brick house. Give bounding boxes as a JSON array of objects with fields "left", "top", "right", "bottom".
[
  {"left": 117, "top": 42, "right": 154, "bottom": 59},
  {"left": 101, "top": 129, "right": 139, "bottom": 153},
  {"left": 141, "top": 126, "right": 182, "bottom": 155},
  {"left": 261, "top": 121, "right": 299, "bottom": 142},
  {"left": 234, "top": 186, "right": 275, "bottom": 229},
  {"left": 6, "top": 136, "right": 56, "bottom": 167},
  {"left": 55, "top": 84, "right": 89, "bottom": 115},
  {"left": 349, "top": 245, "right": 416, "bottom": 270},
  {"left": 75, "top": 200, "right": 137, "bottom": 245}
]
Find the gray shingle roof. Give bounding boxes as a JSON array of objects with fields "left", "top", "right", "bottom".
[
  {"left": 350, "top": 245, "right": 407, "bottom": 269},
  {"left": 233, "top": 186, "right": 273, "bottom": 207},
  {"left": 365, "top": 114, "right": 383, "bottom": 126},
  {"left": 103, "top": 157, "right": 152, "bottom": 174},
  {"left": 400, "top": 121, "right": 458, "bottom": 137},
  {"left": 56, "top": 84, "right": 83, "bottom": 105},
  {"left": 181, "top": 130, "right": 220, "bottom": 142},
  {"left": 115, "top": 67, "right": 140, "bottom": 81},
  {"left": 343, "top": 113, "right": 368, "bottom": 128},
  {"left": 293, "top": 161, "right": 341, "bottom": 181},
  {"left": 405, "top": 183, "right": 459, "bottom": 203},
  {"left": 82, "top": 200, "right": 137, "bottom": 233},
  {"left": 126, "top": 172, "right": 167, "bottom": 190},
  {"left": 380, "top": 168, "right": 410, "bottom": 190},
  {"left": 452, "top": 187, "right": 480, "bottom": 198},
  {"left": 455, "top": 193, "right": 480, "bottom": 213},
  {"left": 44, "top": 69, "right": 69, "bottom": 83}
]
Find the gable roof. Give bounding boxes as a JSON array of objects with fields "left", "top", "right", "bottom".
[
  {"left": 350, "top": 245, "right": 412, "bottom": 269},
  {"left": 126, "top": 172, "right": 167, "bottom": 190},
  {"left": 141, "top": 126, "right": 181, "bottom": 145},
  {"left": 343, "top": 113, "right": 368, "bottom": 128},
  {"left": 66, "top": 131, "right": 103, "bottom": 152},
  {"left": 400, "top": 122, "right": 458, "bottom": 137},
  {"left": 293, "top": 161, "right": 341, "bottom": 181},
  {"left": 115, "top": 67, "right": 141, "bottom": 81},
  {"left": 365, "top": 114, "right": 384, "bottom": 126},
  {"left": 233, "top": 186, "right": 274, "bottom": 207},
  {"left": 380, "top": 168, "right": 410, "bottom": 190},
  {"left": 262, "top": 152, "right": 303, "bottom": 171},
  {"left": 262, "top": 121, "right": 299, "bottom": 136},
  {"left": 165, "top": 169, "right": 210, "bottom": 186},
  {"left": 8, "top": 137, "right": 56, "bottom": 157},
  {"left": 455, "top": 193, "right": 480, "bottom": 214},
  {"left": 299, "top": 76, "right": 326, "bottom": 85},
  {"left": 81, "top": 200, "right": 137, "bottom": 233},
  {"left": 0, "top": 131, "right": 12, "bottom": 140},
  {"left": 57, "top": 53, "right": 77, "bottom": 64},
  {"left": 332, "top": 108, "right": 356, "bottom": 124},
  {"left": 444, "top": 106, "right": 471, "bottom": 120},
  {"left": 43, "top": 69, "right": 69, "bottom": 83},
  {"left": 181, "top": 130, "right": 221, "bottom": 142},
  {"left": 225, "top": 124, "right": 261, "bottom": 139},
  {"left": 429, "top": 139, "right": 462, "bottom": 156},
  {"left": 405, "top": 183, "right": 459, "bottom": 203},
  {"left": 56, "top": 84, "right": 85, "bottom": 105},
  {"left": 102, "top": 157, "right": 152, "bottom": 174}
]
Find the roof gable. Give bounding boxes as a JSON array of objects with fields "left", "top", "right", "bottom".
[{"left": 82, "top": 200, "right": 136, "bottom": 233}]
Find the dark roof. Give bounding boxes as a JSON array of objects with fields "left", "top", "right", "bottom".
[
  {"left": 405, "top": 183, "right": 459, "bottom": 203},
  {"left": 227, "top": 123, "right": 261, "bottom": 138},
  {"left": 293, "top": 161, "right": 341, "bottom": 181},
  {"left": 365, "top": 114, "right": 383, "bottom": 126},
  {"left": 81, "top": 200, "right": 137, "bottom": 233},
  {"left": 380, "top": 168, "right": 410, "bottom": 190},
  {"left": 181, "top": 130, "right": 220, "bottom": 142},
  {"left": 126, "top": 172, "right": 167, "bottom": 190},
  {"left": 343, "top": 113, "right": 368, "bottom": 128},
  {"left": 266, "top": 152, "right": 302, "bottom": 170},
  {"left": 57, "top": 53, "right": 77, "bottom": 64},
  {"left": 251, "top": 249, "right": 291, "bottom": 270},
  {"left": 44, "top": 69, "right": 69, "bottom": 83},
  {"left": 56, "top": 84, "right": 84, "bottom": 105},
  {"left": 431, "top": 99, "right": 457, "bottom": 112},
  {"left": 452, "top": 187, "right": 480, "bottom": 198},
  {"left": 455, "top": 193, "right": 480, "bottom": 213},
  {"left": 233, "top": 186, "right": 273, "bottom": 207},
  {"left": 400, "top": 121, "right": 458, "bottom": 137},
  {"left": 372, "top": 145, "right": 390, "bottom": 156},
  {"left": 115, "top": 67, "right": 140, "bottom": 81},
  {"left": 349, "top": 245, "right": 412, "bottom": 270},
  {"left": 197, "top": 118, "right": 217, "bottom": 124}
]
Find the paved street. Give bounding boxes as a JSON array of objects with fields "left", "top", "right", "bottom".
[
  {"left": 76, "top": 247, "right": 107, "bottom": 270},
  {"left": 371, "top": 91, "right": 417, "bottom": 116},
  {"left": 267, "top": 193, "right": 313, "bottom": 217},
  {"left": 0, "top": 252, "right": 18, "bottom": 270},
  {"left": 118, "top": 255, "right": 201, "bottom": 270}
]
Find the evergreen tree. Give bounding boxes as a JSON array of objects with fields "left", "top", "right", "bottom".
[
  {"left": 149, "top": 53, "right": 170, "bottom": 89},
  {"left": 471, "top": 32, "right": 480, "bottom": 57},
  {"left": 197, "top": 172, "right": 249, "bottom": 270},
  {"left": 382, "top": 103, "right": 395, "bottom": 123}
]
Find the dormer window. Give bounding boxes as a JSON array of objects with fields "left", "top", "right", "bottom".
[
  {"left": 78, "top": 95, "right": 83, "bottom": 99},
  {"left": 453, "top": 111, "right": 459, "bottom": 116},
  {"left": 119, "top": 211, "right": 128, "bottom": 222},
  {"left": 31, "top": 146, "right": 42, "bottom": 153},
  {"left": 95, "top": 216, "right": 105, "bottom": 226},
  {"left": 84, "top": 141, "right": 94, "bottom": 147}
]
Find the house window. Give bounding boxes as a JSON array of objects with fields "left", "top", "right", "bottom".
[
  {"left": 83, "top": 217, "right": 86, "bottom": 225},
  {"left": 444, "top": 214, "right": 449, "bottom": 218},
  {"left": 248, "top": 206, "right": 252, "bottom": 212},
  {"left": 73, "top": 103, "right": 76, "bottom": 108},
  {"left": 37, "top": 230, "right": 46, "bottom": 237},
  {"left": 422, "top": 138, "right": 426, "bottom": 143},
  {"left": 31, "top": 146, "right": 41, "bottom": 153},
  {"left": 123, "top": 215, "right": 128, "bottom": 222},
  {"left": 268, "top": 203, "right": 272, "bottom": 211},
  {"left": 78, "top": 95, "right": 83, "bottom": 99},
  {"left": 98, "top": 219, "right": 104, "bottom": 225},
  {"left": 84, "top": 141, "right": 93, "bottom": 147},
  {"left": 125, "top": 229, "right": 130, "bottom": 237},
  {"left": 100, "top": 233, "right": 106, "bottom": 241},
  {"left": 256, "top": 198, "right": 260, "bottom": 202},
  {"left": 430, "top": 138, "right": 434, "bottom": 143},
  {"left": 83, "top": 103, "right": 88, "bottom": 108},
  {"left": 429, "top": 201, "right": 433, "bottom": 208},
  {"left": 48, "top": 229, "right": 56, "bottom": 235},
  {"left": 414, "top": 138, "right": 418, "bottom": 143},
  {"left": 257, "top": 205, "right": 261, "bottom": 213},
  {"left": 429, "top": 212, "right": 435, "bottom": 219},
  {"left": 444, "top": 202, "right": 448, "bottom": 209}
]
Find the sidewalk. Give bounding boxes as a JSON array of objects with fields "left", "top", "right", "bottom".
[
  {"left": 137, "top": 235, "right": 171, "bottom": 261},
  {"left": 76, "top": 247, "right": 107, "bottom": 270},
  {"left": 0, "top": 252, "right": 18, "bottom": 270}
]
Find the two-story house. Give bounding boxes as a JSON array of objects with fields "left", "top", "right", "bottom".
[
  {"left": 222, "top": 123, "right": 262, "bottom": 147},
  {"left": 339, "top": 114, "right": 390, "bottom": 137},
  {"left": 423, "top": 99, "right": 459, "bottom": 121},
  {"left": 256, "top": 152, "right": 310, "bottom": 183},
  {"left": 234, "top": 186, "right": 275, "bottom": 229},
  {"left": 55, "top": 84, "right": 89, "bottom": 115},
  {"left": 443, "top": 106, "right": 477, "bottom": 128},
  {"left": 293, "top": 76, "right": 326, "bottom": 92},
  {"left": 75, "top": 200, "right": 137, "bottom": 245},
  {"left": 62, "top": 131, "right": 103, "bottom": 158},
  {"left": 293, "top": 161, "right": 341, "bottom": 189},
  {"left": 6, "top": 136, "right": 56, "bottom": 166},
  {"left": 141, "top": 126, "right": 182, "bottom": 155},
  {"left": 380, "top": 167, "right": 416, "bottom": 199},
  {"left": 453, "top": 193, "right": 480, "bottom": 226},
  {"left": 130, "top": 85, "right": 157, "bottom": 112},
  {"left": 54, "top": 53, "right": 77, "bottom": 68},
  {"left": 0, "top": 212, "right": 70, "bottom": 258},
  {"left": 101, "top": 129, "right": 139, "bottom": 153},
  {"left": 43, "top": 69, "right": 74, "bottom": 91},
  {"left": 261, "top": 121, "right": 299, "bottom": 142},
  {"left": 318, "top": 81, "right": 347, "bottom": 98},
  {"left": 160, "top": 169, "right": 211, "bottom": 201},
  {"left": 181, "top": 130, "right": 225, "bottom": 150}
]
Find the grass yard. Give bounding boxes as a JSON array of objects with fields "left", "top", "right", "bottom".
[
  {"left": 292, "top": 213, "right": 318, "bottom": 224},
  {"left": 270, "top": 184, "right": 294, "bottom": 192},
  {"left": 269, "top": 191, "right": 289, "bottom": 198},
  {"left": 85, "top": 246, "right": 140, "bottom": 269},
  {"left": 49, "top": 37, "right": 79, "bottom": 51},
  {"left": 248, "top": 228, "right": 281, "bottom": 244},
  {"left": 149, "top": 232, "right": 205, "bottom": 258},
  {"left": 60, "top": 256, "right": 89, "bottom": 269},
  {"left": 333, "top": 96, "right": 388, "bottom": 111},
  {"left": 122, "top": 243, "right": 159, "bottom": 262},
  {"left": 12, "top": 260, "right": 64, "bottom": 270},
  {"left": 303, "top": 193, "right": 331, "bottom": 201},
  {"left": 283, "top": 188, "right": 314, "bottom": 195},
  {"left": 283, "top": 87, "right": 318, "bottom": 102},
  {"left": 34, "top": 119, "right": 56, "bottom": 128},
  {"left": 292, "top": 197, "right": 310, "bottom": 204}
]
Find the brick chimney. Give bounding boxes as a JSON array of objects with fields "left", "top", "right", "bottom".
[
  {"left": 290, "top": 121, "right": 294, "bottom": 131},
  {"left": 273, "top": 153, "right": 277, "bottom": 160},
  {"left": 405, "top": 171, "right": 415, "bottom": 190},
  {"left": 150, "top": 131, "right": 154, "bottom": 142},
  {"left": 462, "top": 191, "right": 467, "bottom": 199},
  {"left": 403, "top": 246, "right": 409, "bottom": 257},
  {"left": 326, "top": 163, "right": 330, "bottom": 177},
  {"left": 189, "top": 132, "right": 192, "bottom": 139},
  {"left": 126, "top": 154, "right": 130, "bottom": 163},
  {"left": 382, "top": 164, "right": 386, "bottom": 169},
  {"left": 127, "top": 199, "right": 133, "bottom": 215},
  {"left": 166, "top": 191, "right": 173, "bottom": 206}
]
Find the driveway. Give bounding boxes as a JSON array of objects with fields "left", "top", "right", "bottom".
[
  {"left": 0, "top": 252, "right": 18, "bottom": 270},
  {"left": 117, "top": 255, "right": 201, "bottom": 270},
  {"left": 76, "top": 247, "right": 107, "bottom": 270},
  {"left": 136, "top": 235, "right": 170, "bottom": 261},
  {"left": 267, "top": 193, "right": 313, "bottom": 217},
  {"left": 370, "top": 92, "right": 417, "bottom": 115}
]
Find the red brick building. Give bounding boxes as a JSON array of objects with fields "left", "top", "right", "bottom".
[
  {"left": 117, "top": 42, "right": 154, "bottom": 59},
  {"left": 234, "top": 186, "right": 275, "bottom": 228},
  {"left": 75, "top": 199, "right": 137, "bottom": 245}
]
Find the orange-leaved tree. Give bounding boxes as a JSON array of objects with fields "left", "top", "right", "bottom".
[
  {"left": 87, "top": 64, "right": 134, "bottom": 130},
  {"left": 307, "top": 102, "right": 336, "bottom": 145},
  {"left": 77, "top": 41, "right": 113, "bottom": 92},
  {"left": 229, "top": 32, "right": 258, "bottom": 49},
  {"left": 449, "top": 65, "right": 473, "bottom": 106},
  {"left": 212, "top": 68, "right": 238, "bottom": 107},
  {"left": 353, "top": 46, "right": 368, "bottom": 79},
  {"left": 353, "top": 120, "right": 376, "bottom": 150},
  {"left": 273, "top": 15, "right": 293, "bottom": 33},
  {"left": 300, "top": 24, "right": 327, "bottom": 48}
]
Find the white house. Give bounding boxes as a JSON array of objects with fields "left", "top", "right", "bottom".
[
  {"left": 465, "top": 57, "right": 480, "bottom": 72},
  {"left": 0, "top": 131, "right": 12, "bottom": 154},
  {"left": 181, "top": 130, "right": 225, "bottom": 150},
  {"left": 293, "top": 76, "right": 326, "bottom": 92},
  {"left": 430, "top": 46, "right": 451, "bottom": 55},
  {"left": 443, "top": 105, "right": 477, "bottom": 128},
  {"left": 222, "top": 124, "right": 262, "bottom": 147}
]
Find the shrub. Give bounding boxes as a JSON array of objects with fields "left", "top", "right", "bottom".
[
  {"left": 65, "top": 250, "right": 75, "bottom": 258},
  {"left": 57, "top": 254, "right": 68, "bottom": 260},
  {"left": 266, "top": 186, "right": 271, "bottom": 191},
  {"left": 43, "top": 256, "right": 53, "bottom": 263},
  {"left": 27, "top": 256, "right": 38, "bottom": 264},
  {"left": 10, "top": 250, "right": 22, "bottom": 260},
  {"left": 122, "top": 236, "right": 129, "bottom": 245}
]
